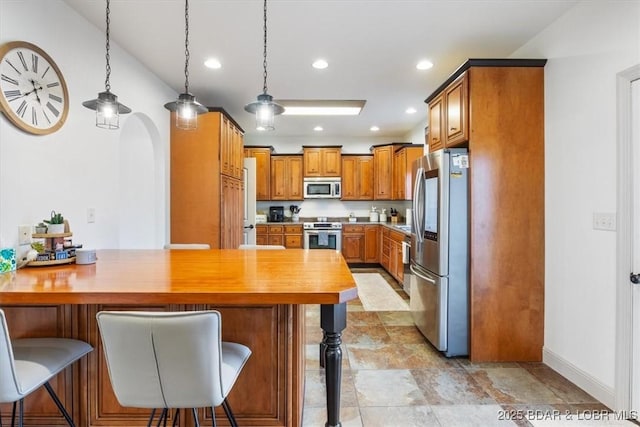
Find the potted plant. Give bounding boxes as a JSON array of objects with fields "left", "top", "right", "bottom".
[
  {"left": 44, "top": 210, "right": 65, "bottom": 234},
  {"left": 34, "top": 222, "right": 47, "bottom": 234}
]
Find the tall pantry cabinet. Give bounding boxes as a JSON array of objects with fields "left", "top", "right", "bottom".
[
  {"left": 425, "top": 59, "right": 546, "bottom": 362},
  {"left": 170, "top": 109, "right": 244, "bottom": 249}
]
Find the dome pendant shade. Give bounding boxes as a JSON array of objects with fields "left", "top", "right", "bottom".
[
  {"left": 164, "top": 92, "right": 208, "bottom": 130},
  {"left": 244, "top": 93, "right": 284, "bottom": 131},
  {"left": 82, "top": 91, "right": 131, "bottom": 130}
]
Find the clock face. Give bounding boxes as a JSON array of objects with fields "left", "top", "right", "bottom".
[{"left": 0, "top": 41, "right": 69, "bottom": 135}]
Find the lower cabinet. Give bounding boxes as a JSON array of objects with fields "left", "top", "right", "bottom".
[
  {"left": 256, "top": 224, "right": 302, "bottom": 248},
  {"left": 3, "top": 304, "right": 305, "bottom": 427},
  {"left": 342, "top": 224, "right": 378, "bottom": 263},
  {"left": 380, "top": 227, "right": 405, "bottom": 283}
]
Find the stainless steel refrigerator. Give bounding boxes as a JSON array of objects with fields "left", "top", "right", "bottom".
[{"left": 409, "top": 148, "right": 469, "bottom": 357}]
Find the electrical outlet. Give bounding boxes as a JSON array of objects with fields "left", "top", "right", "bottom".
[
  {"left": 593, "top": 212, "right": 616, "bottom": 231},
  {"left": 87, "top": 208, "right": 96, "bottom": 223},
  {"left": 18, "top": 225, "right": 31, "bottom": 245}
]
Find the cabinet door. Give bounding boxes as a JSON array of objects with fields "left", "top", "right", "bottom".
[
  {"left": 444, "top": 73, "right": 469, "bottom": 147},
  {"left": 285, "top": 234, "right": 302, "bottom": 249},
  {"left": 322, "top": 147, "right": 342, "bottom": 176},
  {"left": 232, "top": 125, "right": 244, "bottom": 179},
  {"left": 221, "top": 115, "right": 231, "bottom": 176},
  {"left": 246, "top": 148, "right": 271, "bottom": 201},
  {"left": 303, "top": 148, "right": 322, "bottom": 176},
  {"left": 393, "top": 149, "right": 406, "bottom": 200},
  {"left": 270, "top": 157, "right": 287, "bottom": 200},
  {"left": 287, "top": 156, "right": 304, "bottom": 200},
  {"left": 342, "top": 233, "right": 364, "bottom": 263},
  {"left": 364, "top": 225, "right": 379, "bottom": 263},
  {"left": 358, "top": 156, "right": 374, "bottom": 200},
  {"left": 373, "top": 146, "right": 393, "bottom": 200},
  {"left": 428, "top": 95, "right": 444, "bottom": 152},
  {"left": 341, "top": 157, "right": 358, "bottom": 200}
]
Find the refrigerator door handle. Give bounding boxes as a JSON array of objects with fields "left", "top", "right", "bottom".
[
  {"left": 413, "top": 167, "right": 424, "bottom": 243},
  {"left": 410, "top": 264, "right": 436, "bottom": 284}
]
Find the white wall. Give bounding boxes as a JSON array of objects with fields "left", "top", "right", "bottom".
[
  {"left": 512, "top": 0, "right": 640, "bottom": 406},
  {"left": 0, "top": 1, "right": 176, "bottom": 252}
]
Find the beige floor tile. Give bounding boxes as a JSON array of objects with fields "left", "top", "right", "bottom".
[
  {"left": 384, "top": 325, "right": 430, "bottom": 344},
  {"left": 305, "top": 343, "right": 350, "bottom": 369},
  {"left": 431, "top": 404, "right": 519, "bottom": 426},
  {"left": 343, "top": 325, "right": 392, "bottom": 345},
  {"left": 411, "top": 368, "right": 496, "bottom": 405},
  {"left": 347, "top": 343, "right": 451, "bottom": 370},
  {"left": 377, "top": 310, "right": 414, "bottom": 326},
  {"left": 518, "top": 364, "right": 599, "bottom": 404},
  {"left": 302, "top": 406, "right": 362, "bottom": 427},
  {"left": 469, "top": 367, "right": 565, "bottom": 405},
  {"left": 359, "top": 406, "right": 441, "bottom": 427},
  {"left": 352, "top": 369, "right": 427, "bottom": 407},
  {"left": 304, "top": 369, "right": 358, "bottom": 408}
]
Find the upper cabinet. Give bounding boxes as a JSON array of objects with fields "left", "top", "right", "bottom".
[
  {"left": 244, "top": 146, "right": 273, "bottom": 201},
  {"left": 303, "top": 146, "right": 342, "bottom": 177},
  {"left": 170, "top": 109, "right": 244, "bottom": 249},
  {"left": 393, "top": 145, "right": 423, "bottom": 200},
  {"left": 372, "top": 145, "right": 393, "bottom": 200},
  {"left": 427, "top": 73, "right": 469, "bottom": 151},
  {"left": 341, "top": 155, "right": 374, "bottom": 200},
  {"left": 271, "top": 155, "right": 303, "bottom": 200}
]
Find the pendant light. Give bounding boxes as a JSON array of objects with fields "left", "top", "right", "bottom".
[
  {"left": 82, "top": 0, "right": 131, "bottom": 129},
  {"left": 164, "top": 0, "right": 207, "bottom": 130},
  {"left": 244, "top": 0, "right": 283, "bottom": 131}
]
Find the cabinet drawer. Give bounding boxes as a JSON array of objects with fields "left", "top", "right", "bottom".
[
  {"left": 256, "top": 225, "right": 268, "bottom": 235},
  {"left": 343, "top": 225, "right": 365, "bottom": 233},
  {"left": 268, "top": 225, "right": 284, "bottom": 233},
  {"left": 390, "top": 230, "right": 405, "bottom": 242},
  {"left": 268, "top": 235, "right": 284, "bottom": 246},
  {"left": 381, "top": 227, "right": 390, "bottom": 237},
  {"left": 284, "top": 225, "right": 302, "bottom": 234},
  {"left": 285, "top": 235, "right": 302, "bottom": 248},
  {"left": 256, "top": 235, "right": 268, "bottom": 245}
]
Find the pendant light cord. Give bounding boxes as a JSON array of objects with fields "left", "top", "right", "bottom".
[
  {"left": 184, "top": 0, "right": 190, "bottom": 94},
  {"left": 262, "top": 0, "right": 268, "bottom": 94},
  {"left": 104, "top": 0, "right": 111, "bottom": 92}
]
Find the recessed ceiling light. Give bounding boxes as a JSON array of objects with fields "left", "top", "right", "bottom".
[
  {"left": 416, "top": 60, "right": 433, "bottom": 70},
  {"left": 406, "top": 107, "right": 417, "bottom": 114},
  {"left": 277, "top": 100, "right": 365, "bottom": 116},
  {"left": 204, "top": 58, "right": 222, "bottom": 69},
  {"left": 312, "top": 59, "right": 328, "bottom": 69},
  {"left": 314, "top": 126, "right": 324, "bottom": 131},
  {"left": 370, "top": 126, "right": 380, "bottom": 132}
]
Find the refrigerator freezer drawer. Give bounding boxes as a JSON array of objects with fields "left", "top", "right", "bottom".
[{"left": 409, "top": 264, "right": 448, "bottom": 351}]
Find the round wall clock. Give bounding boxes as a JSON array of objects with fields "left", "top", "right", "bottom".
[{"left": 0, "top": 41, "right": 69, "bottom": 135}]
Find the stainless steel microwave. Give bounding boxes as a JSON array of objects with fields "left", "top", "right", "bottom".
[{"left": 303, "top": 177, "right": 341, "bottom": 199}]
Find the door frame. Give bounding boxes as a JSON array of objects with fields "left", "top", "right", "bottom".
[{"left": 615, "top": 63, "right": 640, "bottom": 412}]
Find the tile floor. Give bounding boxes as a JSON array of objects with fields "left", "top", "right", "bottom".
[{"left": 301, "top": 268, "right": 636, "bottom": 427}]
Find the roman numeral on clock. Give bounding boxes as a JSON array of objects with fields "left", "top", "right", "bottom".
[
  {"left": 32, "top": 106, "right": 38, "bottom": 126},
  {"left": 17, "top": 51, "right": 28, "bottom": 71},
  {"left": 4, "top": 89, "right": 22, "bottom": 102},
  {"left": 1, "top": 74, "right": 19, "bottom": 85},
  {"left": 16, "top": 100, "right": 27, "bottom": 117},
  {"left": 47, "top": 82, "right": 60, "bottom": 89},
  {"left": 31, "top": 54, "right": 38, "bottom": 73},
  {"left": 4, "top": 60, "right": 21, "bottom": 76},
  {"left": 49, "top": 94, "right": 62, "bottom": 103},
  {"left": 46, "top": 101, "right": 60, "bottom": 117}
]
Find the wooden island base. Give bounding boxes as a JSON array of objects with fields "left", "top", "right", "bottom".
[{"left": 0, "top": 303, "right": 305, "bottom": 427}]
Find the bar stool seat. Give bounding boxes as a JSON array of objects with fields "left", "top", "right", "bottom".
[{"left": 0, "top": 309, "right": 93, "bottom": 427}]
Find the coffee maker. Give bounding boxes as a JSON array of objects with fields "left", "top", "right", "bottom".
[{"left": 269, "top": 206, "right": 284, "bottom": 222}]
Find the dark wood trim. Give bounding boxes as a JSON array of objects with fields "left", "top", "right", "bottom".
[
  {"left": 302, "top": 145, "right": 343, "bottom": 148},
  {"left": 368, "top": 142, "right": 411, "bottom": 152},
  {"left": 341, "top": 153, "right": 373, "bottom": 157},
  {"left": 245, "top": 145, "right": 275, "bottom": 152},
  {"left": 424, "top": 58, "right": 547, "bottom": 104}
]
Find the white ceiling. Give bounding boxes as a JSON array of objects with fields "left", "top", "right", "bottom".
[{"left": 62, "top": 0, "right": 578, "bottom": 139}]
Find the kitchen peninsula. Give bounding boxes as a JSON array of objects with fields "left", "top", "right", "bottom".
[{"left": 0, "top": 249, "right": 357, "bottom": 427}]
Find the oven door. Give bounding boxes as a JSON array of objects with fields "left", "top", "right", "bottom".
[{"left": 304, "top": 230, "right": 341, "bottom": 251}]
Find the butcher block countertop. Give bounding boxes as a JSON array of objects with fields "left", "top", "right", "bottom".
[{"left": 0, "top": 249, "right": 358, "bottom": 305}]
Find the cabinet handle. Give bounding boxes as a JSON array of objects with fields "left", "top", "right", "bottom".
[
  {"left": 432, "top": 138, "right": 439, "bottom": 142},
  {"left": 450, "top": 127, "right": 457, "bottom": 131}
]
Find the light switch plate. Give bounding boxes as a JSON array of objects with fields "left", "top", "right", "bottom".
[
  {"left": 18, "top": 225, "right": 31, "bottom": 245},
  {"left": 593, "top": 212, "right": 616, "bottom": 231}
]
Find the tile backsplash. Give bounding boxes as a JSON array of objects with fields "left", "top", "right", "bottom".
[{"left": 256, "top": 200, "right": 411, "bottom": 221}]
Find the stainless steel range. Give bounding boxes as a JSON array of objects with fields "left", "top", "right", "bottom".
[{"left": 303, "top": 222, "right": 342, "bottom": 251}]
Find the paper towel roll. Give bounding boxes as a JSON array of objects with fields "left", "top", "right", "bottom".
[{"left": 405, "top": 208, "right": 413, "bottom": 226}]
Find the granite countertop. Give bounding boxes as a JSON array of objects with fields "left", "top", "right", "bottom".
[{"left": 256, "top": 218, "right": 412, "bottom": 235}]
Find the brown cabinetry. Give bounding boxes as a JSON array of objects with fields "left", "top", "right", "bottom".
[
  {"left": 393, "top": 145, "right": 423, "bottom": 200},
  {"left": 257, "top": 224, "right": 302, "bottom": 248},
  {"left": 270, "top": 155, "right": 303, "bottom": 200},
  {"left": 341, "top": 155, "right": 374, "bottom": 200},
  {"left": 303, "top": 146, "right": 341, "bottom": 177},
  {"left": 424, "top": 59, "right": 546, "bottom": 362},
  {"left": 244, "top": 146, "right": 273, "bottom": 200},
  {"left": 427, "top": 73, "right": 469, "bottom": 151},
  {"left": 380, "top": 228, "right": 406, "bottom": 283},
  {"left": 372, "top": 145, "right": 393, "bottom": 200},
  {"left": 342, "top": 224, "right": 379, "bottom": 263},
  {"left": 170, "top": 110, "right": 244, "bottom": 248}
]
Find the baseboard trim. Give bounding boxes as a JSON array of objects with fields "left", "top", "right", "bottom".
[{"left": 543, "top": 347, "right": 615, "bottom": 409}]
